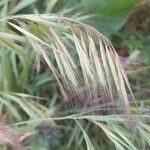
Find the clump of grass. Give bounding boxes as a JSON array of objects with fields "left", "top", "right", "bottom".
[{"left": 0, "top": 14, "right": 148, "bottom": 150}]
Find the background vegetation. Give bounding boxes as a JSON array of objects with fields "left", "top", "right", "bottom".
[{"left": 0, "top": 0, "right": 149, "bottom": 150}]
